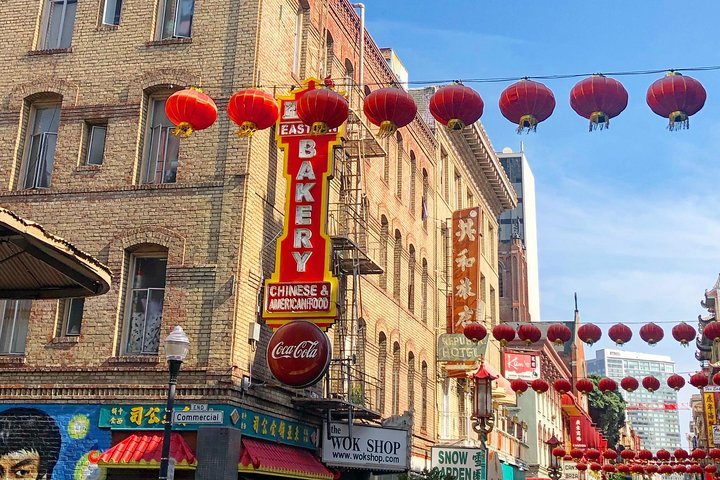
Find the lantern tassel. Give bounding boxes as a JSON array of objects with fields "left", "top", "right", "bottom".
[
  {"left": 447, "top": 119, "right": 466, "bottom": 131},
  {"left": 589, "top": 112, "right": 610, "bottom": 132},
  {"left": 237, "top": 121, "right": 258, "bottom": 137},
  {"left": 668, "top": 111, "right": 689, "bottom": 131},
  {"left": 516, "top": 114, "right": 538, "bottom": 134},
  {"left": 377, "top": 120, "right": 397, "bottom": 138},
  {"left": 172, "top": 122, "right": 194, "bottom": 138}
]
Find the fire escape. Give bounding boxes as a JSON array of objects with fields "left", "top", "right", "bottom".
[{"left": 293, "top": 97, "right": 386, "bottom": 432}]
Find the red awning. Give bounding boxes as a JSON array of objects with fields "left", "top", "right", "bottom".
[
  {"left": 239, "top": 437, "right": 334, "bottom": 480},
  {"left": 98, "top": 432, "right": 197, "bottom": 469}
]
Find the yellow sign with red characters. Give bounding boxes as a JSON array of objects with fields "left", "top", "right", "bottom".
[{"left": 262, "top": 79, "right": 343, "bottom": 331}]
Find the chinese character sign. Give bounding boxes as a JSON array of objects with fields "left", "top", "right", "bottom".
[
  {"left": 262, "top": 79, "right": 343, "bottom": 331},
  {"left": 704, "top": 387, "right": 720, "bottom": 447},
  {"left": 451, "top": 207, "right": 482, "bottom": 333}
]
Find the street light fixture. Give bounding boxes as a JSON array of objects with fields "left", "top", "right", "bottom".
[
  {"left": 471, "top": 365, "right": 496, "bottom": 448},
  {"left": 545, "top": 435, "right": 563, "bottom": 480},
  {"left": 159, "top": 326, "right": 190, "bottom": 480}
]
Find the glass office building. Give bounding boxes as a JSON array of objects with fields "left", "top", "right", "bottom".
[{"left": 587, "top": 349, "right": 681, "bottom": 451}]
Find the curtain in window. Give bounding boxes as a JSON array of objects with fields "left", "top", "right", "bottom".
[{"left": 126, "top": 257, "right": 167, "bottom": 354}]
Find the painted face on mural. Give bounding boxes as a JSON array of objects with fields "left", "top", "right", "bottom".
[
  {"left": 0, "top": 449, "right": 41, "bottom": 479},
  {"left": 0, "top": 408, "right": 61, "bottom": 480}
]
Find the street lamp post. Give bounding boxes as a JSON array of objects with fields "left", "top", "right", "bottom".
[
  {"left": 471, "top": 365, "right": 496, "bottom": 448},
  {"left": 159, "top": 326, "right": 190, "bottom": 480},
  {"left": 545, "top": 435, "right": 563, "bottom": 480}
]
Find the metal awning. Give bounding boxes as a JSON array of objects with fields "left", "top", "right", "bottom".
[{"left": 0, "top": 207, "right": 111, "bottom": 299}]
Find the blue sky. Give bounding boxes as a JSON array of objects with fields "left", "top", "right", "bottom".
[{"left": 363, "top": 0, "right": 720, "bottom": 447}]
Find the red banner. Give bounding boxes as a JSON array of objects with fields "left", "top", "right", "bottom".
[
  {"left": 450, "top": 207, "right": 482, "bottom": 333},
  {"left": 262, "top": 79, "right": 342, "bottom": 330}
]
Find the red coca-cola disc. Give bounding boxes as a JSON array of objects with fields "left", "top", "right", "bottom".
[{"left": 267, "top": 321, "right": 332, "bottom": 388}]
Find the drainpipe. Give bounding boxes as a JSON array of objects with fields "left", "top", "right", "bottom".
[{"left": 351, "top": 3, "right": 365, "bottom": 95}]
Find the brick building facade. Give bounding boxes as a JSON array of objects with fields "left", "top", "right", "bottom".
[{"left": 0, "top": 0, "right": 515, "bottom": 478}]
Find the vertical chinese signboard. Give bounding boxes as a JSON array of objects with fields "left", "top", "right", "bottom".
[
  {"left": 450, "top": 207, "right": 483, "bottom": 334},
  {"left": 262, "top": 79, "right": 343, "bottom": 331},
  {"left": 569, "top": 416, "right": 588, "bottom": 449},
  {"left": 704, "top": 386, "right": 720, "bottom": 447}
]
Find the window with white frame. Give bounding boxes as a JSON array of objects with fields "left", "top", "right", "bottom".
[
  {"left": 85, "top": 123, "right": 107, "bottom": 165},
  {"left": 41, "top": 0, "right": 77, "bottom": 49},
  {"left": 22, "top": 103, "right": 61, "bottom": 189},
  {"left": 124, "top": 255, "right": 167, "bottom": 355},
  {"left": 157, "top": 0, "right": 195, "bottom": 39},
  {"left": 59, "top": 298, "right": 84, "bottom": 336},
  {"left": 0, "top": 300, "right": 31, "bottom": 355},
  {"left": 144, "top": 97, "right": 180, "bottom": 184},
  {"left": 102, "top": 0, "right": 123, "bottom": 26}
]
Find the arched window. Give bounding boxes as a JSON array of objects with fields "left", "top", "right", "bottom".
[
  {"left": 377, "top": 332, "right": 387, "bottom": 413},
  {"left": 409, "top": 151, "right": 417, "bottom": 215},
  {"left": 324, "top": 32, "right": 334, "bottom": 77},
  {"left": 421, "top": 361, "right": 428, "bottom": 431},
  {"left": 421, "top": 258, "right": 428, "bottom": 324},
  {"left": 407, "top": 245, "right": 415, "bottom": 313},
  {"left": 407, "top": 352, "right": 415, "bottom": 414},
  {"left": 395, "top": 132, "right": 403, "bottom": 198},
  {"left": 392, "top": 342, "right": 401, "bottom": 415},
  {"left": 379, "top": 216, "right": 389, "bottom": 290},
  {"left": 421, "top": 168, "right": 429, "bottom": 228},
  {"left": 393, "top": 230, "right": 402, "bottom": 300}
]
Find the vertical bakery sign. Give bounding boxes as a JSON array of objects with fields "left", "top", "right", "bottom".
[
  {"left": 451, "top": 207, "right": 483, "bottom": 333},
  {"left": 262, "top": 79, "right": 343, "bottom": 331}
]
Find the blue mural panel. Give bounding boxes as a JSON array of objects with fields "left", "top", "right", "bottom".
[{"left": 0, "top": 404, "right": 110, "bottom": 480}]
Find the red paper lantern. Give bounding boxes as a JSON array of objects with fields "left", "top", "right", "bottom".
[
  {"left": 570, "top": 448, "right": 585, "bottom": 460},
  {"left": 165, "top": 87, "right": 218, "bottom": 138},
  {"left": 620, "top": 449, "right": 635, "bottom": 460},
  {"left": 674, "top": 465, "right": 687, "bottom": 474},
  {"left": 589, "top": 462, "right": 602, "bottom": 472},
  {"left": 713, "top": 372, "right": 720, "bottom": 385},
  {"left": 499, "top": 79, "right": 555, "bottom": 133},
  {"left": 603, "top": 449, "right": 618, "bottom": 460},
  {"left": 563, "top": 454, "right": 572, "bottom": 462},
  {"left": 690, "top": 372, "right": 709, "bottom": 389},
  {"left": 647, "top": 72, "right": 706, "bottom": 130},
  {"left": 602, "top": 464, "right": 615, "bottom": 473},
  {"left": 644, "top": 464, "right": 658, "bottom": 474},
  {"left": 517, "top": 323, "right": 542, "bottom": 345},
  {"left": 705, "top": 464, "right": 718, "bottom": 474},
  {"left": 553, "top": 378, "right": 572, "bottom": 394},
  {"left": 429, "top": 84, "right": 484, "bottom": 130},
  {"left": 576, "top": 462, "right": 588, "bottom": 471},
  {"left": 703, "top": 321, "right": 720, "bottom": 343},
  {"left": 690, "top": 448, "right": 707, "bottom": 460},
  {"left": 598, "top": 377, "right": 617, "bottom": 393},
  {"left": 621, "top": 376, "right": 639, "bottom": 392},
  {"left": 552, "top": 447, "right": 566, "bottom": 458},
  {"left": 608, "top": 323, "right": 632, "bottom": 345},
  {"left": 688, "top": 464, "right": 704, "bottom": 474},
  {"left": 658, "top": 465, "right": 674, "bottom": 475},
  {"left": 511, "top": 379, "right": 528, "bottom": 395},
  {"left": 363, "top": 88, "right": 417, "bottom": 138},
  {"left": 585, "top": 449, "right": 601, "bottom": 461},
  {"left": 616, "top": 464, "right": 630, "bottom": 474},
  {"left": 710, "top": 448, "right": 720, "bottom": 460},
  {"left": 640, "top": 322, "right": 664, "bottom": 345},
  {"left": 674, "top": 449, "right": 689, "bottom": 460},
  {"left": 227, "top": 88, "right": 279, "bottom": 137},
  {"left": 638, "top": 449, "right": 654, "bottom": 461},
  {"left": 575, "top": 378, "right": 594, "bottom": 395},
  {"left": 672, "top": 322, "right": 696, "bottom": 346},
  {"left": 657, "top": 449, "right": 671, "bottom": 461},
  {"left": 547, "top": 323, "right": 572, "bottom": 345},
  {"left": 463, "top": 322, "right": 487, "bottom": 343},
  {"left": 531, "top": 379, "right": 550, "bottom": 394},
  {"left": 577, "top": 323, "right": 602, "bottom": 346},
  {"left": 642, "top": 375, "right": 661, "bottom": 392},
  {"left": 492, "top": 324, "right": 516, "bottom": 346},
  {"left": 297, "top": 87, "right": 349, "bottom": 134},
  {"left": 570, "top": 75, "right": 628, "bottom": 130},
  {"left": 666, "top": 374, "right": 685, "bottom": 391}
]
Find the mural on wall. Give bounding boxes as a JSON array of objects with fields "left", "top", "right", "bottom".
[{"left": 0, "top": 405, "right": 110, "bottom": 480}]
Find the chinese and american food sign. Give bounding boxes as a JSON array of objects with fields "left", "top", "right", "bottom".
[
  {"left": 450, "top": 207, "right": 483, "bottom": 334},
  {"left": 262, "top": 79, "right": 342, "bottom": 331}
]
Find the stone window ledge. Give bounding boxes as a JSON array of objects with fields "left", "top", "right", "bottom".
[
  {"left": 28, "top": 48, "right": 72, "bottom": 56},
  {"left": 0, "top": 356, "right": 26, "bottom": 365},
  {"left": 145, "top": 38, "right": 192, "bottom": 48},
  {"left": 73, "top": 165, "right": 102, "bottom": 174},
  {"left": 51, "top": 336, "right": 79, "bottom": 345},
  {"left": 109, "top": 355, "right": 159, "bottom": 364},
  {"left": 97, "top": 25, "right": 119, "bottom": 32}
]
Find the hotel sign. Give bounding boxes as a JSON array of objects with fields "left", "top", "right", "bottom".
[
  {"left": 437, "top": 334, "right": 487, "bottom": 362},
  {"left": 262, "top": 79, "right": 343, "bottom": 331}
]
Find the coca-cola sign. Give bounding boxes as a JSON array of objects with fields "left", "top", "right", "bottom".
[{"left": 267, "top": 321, "right": 331, "bottom": 387}]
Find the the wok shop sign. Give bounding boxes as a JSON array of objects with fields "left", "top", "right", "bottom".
[
  {"left": 322, "top": 423, "right": 408, "bottom": 471},
  {"left": 262, "top": 78, "right": 343, "bottom": 331},
  {"left": 431, "top": 446, "right": 485, "bottom": 480}
]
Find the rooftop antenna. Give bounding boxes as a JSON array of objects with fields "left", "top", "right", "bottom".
[{"left": 574, "top": 292, "right": 578, "bottom": 312}]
